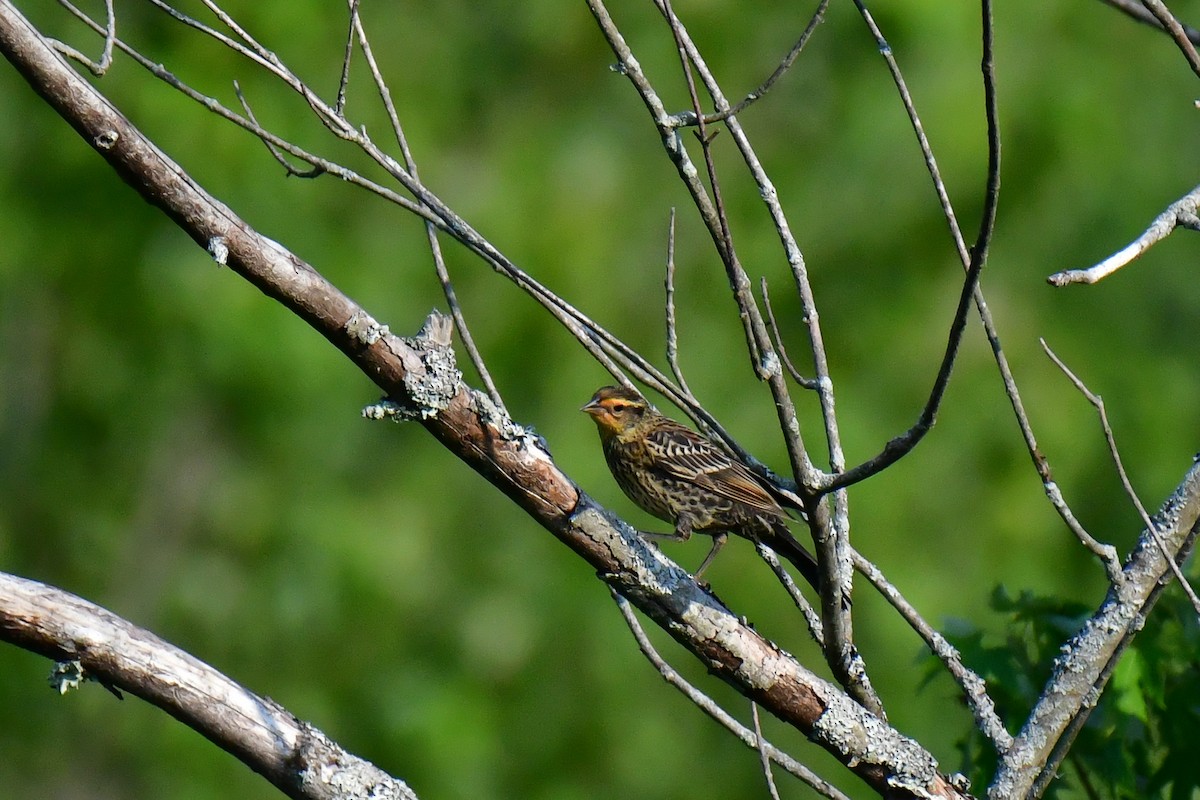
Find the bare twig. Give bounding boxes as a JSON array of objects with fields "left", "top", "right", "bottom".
[
  {"left": 851, "top": 550, "right": 1013, "bottom": 752},
  {"left": 1042, "top": 340, "right": 1200, "bottom": 610},
  {"left": 1137, "top": 0, "right": 1200, "bottom": 77},
  {"left": 1098, "top": 0, "right": 1200, "bottom": 43},
  {"left": 821, "top": 0, "right": 1001, "bottom": 495},
  {"left": 52, "top": 0, "right": 113, "bottom": 75},
  {"left": 751, "top": 701, "right": 784, "bottom": 800},
  {"left": 233, "top": 81, "right": 325, "bottom": 177},
  {"left": 663, "top": 208, "right": 694, "bottom": 397},
  {"left": 200, "top": 0, "right": 273, "bottom": 66},
  {"left": 760, "top": 278, "right": 819, "bottom": 390},
  {"left": 335, "top": 0, "right": 358, "bottom": 114},
  {"left": 756, "top": 542, "right": 823, "bottom": 640},
  {"left": 1047, "top": 183, "right": 1200, "bottom": 286},
  {"left": 661, "top": 0, "right": 757, "bottom": 365},
  {"left": 349, "top": 2, "right": 506, "bottom": 413},
  {"left": 610, "top": 591, "right": 851, "bottom": 800},
  {"left": 143, "top": 0, "right": 275, "bottom": 73},
  {"left": 671, "top": 0, "right": 830, "bottom": 128}
]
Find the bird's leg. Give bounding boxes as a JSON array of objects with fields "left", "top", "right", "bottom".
[
  {"left": 692, "top": 532, "right": 728, "bottom": 581},
  {"left": 640, "top": 515, "right": 695, "bottom": 544}
]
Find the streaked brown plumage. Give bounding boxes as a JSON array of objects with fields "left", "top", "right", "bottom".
[{"left": 581, "top": 385, "right": 820, "bottom": 589}]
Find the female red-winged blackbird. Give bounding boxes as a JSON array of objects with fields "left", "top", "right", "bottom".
[{"left": 582, "top": 385, "right": 820, "bottom": 589}]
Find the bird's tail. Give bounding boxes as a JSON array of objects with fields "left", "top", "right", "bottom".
[
  {"left": 763, "top": 520, "right": 854, "bottom": 609},
  {"left": 763, "top": 521, "right": 822, "bottom": 592}
]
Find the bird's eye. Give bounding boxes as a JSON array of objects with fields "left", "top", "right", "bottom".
[{"left": 610, "top": 403, "right": 628, "bottom": 414}]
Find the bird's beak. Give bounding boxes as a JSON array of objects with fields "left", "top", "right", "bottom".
[{"left": 580, "top": 398, "right": 602, "bottom": 416}]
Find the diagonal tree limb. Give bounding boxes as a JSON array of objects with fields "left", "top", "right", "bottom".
[{"left": 990, "top": 459, "right": 1200, "bottom": 799}]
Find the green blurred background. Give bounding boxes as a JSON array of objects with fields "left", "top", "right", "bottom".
[{"left": 1, "top": 1, "right": 1198, "bottom": 798}]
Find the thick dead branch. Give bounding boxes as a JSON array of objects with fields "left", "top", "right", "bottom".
[{"left": 0, "top": 572, "right": 418, "bottom": 800}]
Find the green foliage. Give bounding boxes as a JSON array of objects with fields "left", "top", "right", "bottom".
[{"left": 942, "top": 587, "right": 1200, "bottom": 799}]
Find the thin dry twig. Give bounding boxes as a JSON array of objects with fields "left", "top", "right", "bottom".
[
  {"left": 751, "top": 701, "right": 784, "bottom": 800},
  {"left": 671, "top": 0, "right": 830, "bottom": 128},
  {"left": 610, "top": 591, "right": 851, "bottom": 800},
  {"left": 143, "top": 0, "right": 274, "bottom": 74},
  {"left": 1027, "top": 341, "right": 1126, "bottom": 579},
  {"left": 851, "top": 549, "right": 1013, "bottom": 751},
  {"left": 760, "top": 279, "right": 819, "bottom": 390},
  {"left": 1047, "top": 184, "right": 1200, "bottom": 287},
  {"left": 348, "top": 1, "right": 506, "bottom": 413},
  {"left": 820, "top": 0, "right": 1000, "bottom": 495},
  {"left": 661, "top": 0, "right": 760, "bottom": 368},
  {"left": 1041, "top": 340, "right": 1200, "bottom": 611},
  {"left": 663, "top": 208, "right": 694, "bottom": 397},
  {"left": 1137, "top": 0, "right": 1200, "bottom": 77},
  {"left": 234, "top": 81, "right": 325, "bottom": 177},
  {"left": 53, "top": 0, "right": 114, "bottom": 75},
  {"left": 756, "top": 543, "right": 823, "bottom": 640},
  {"left": 335, "top": 0, "right": 357, "bottom": 114},
  {"left": 1098, "top": 0, "right": 1200, "bottom": 43}
]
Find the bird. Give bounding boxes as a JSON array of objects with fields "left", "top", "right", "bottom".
[{"left": 581, "top": 385, "right": 822, "bottom": 591}]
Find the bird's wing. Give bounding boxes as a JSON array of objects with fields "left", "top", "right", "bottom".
[{"left": 644, "top": 424, "right": 779, "bottom": 513}]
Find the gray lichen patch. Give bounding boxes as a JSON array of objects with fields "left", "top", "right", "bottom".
[
  {"left": 401, "top": 313, "right": 461, "bottom": 417},
  {"left": 344, "top": 311, "right": 391, "bottom": 346},
  {"left": 361, "top": 311, "right": 463, "bottom": 421}
]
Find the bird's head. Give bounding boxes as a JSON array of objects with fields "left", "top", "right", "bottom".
[{"left": 581, "top": 385, "right": 649, "bottom": 439}]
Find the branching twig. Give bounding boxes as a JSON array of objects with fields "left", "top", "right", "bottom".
[
  {"left": 233, "top": 80, "right": 325, "bottom": 177},
  {"left": 751, "top": 701, "right": 784, "bottom": 800},
  {"left": 760, "top": 278, "right": 819, "bottom": 390},
  {"left": 1098, "top": 0, "right": 1200, "bottom": 43},
  {"left": 851, "top": 550, "right": 1013, "bottom": 752},
  {"left": 671, "top": 0, "right": 830, "bottom": 128},
  {"left": 610, "top": 591, "right": 851, "bottom": 800},
  {"left": 1042, "top": 340, "right": 1200, "bottom": 610},
  {"left": 1047, "top": 183, "right": 1200, "bottom": 286},
  {"left": 52, "top": 0, "right": 113, "bottom": 74},
  {"left": 349, "top": 1, "right": 506, "bottom": 413}
]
